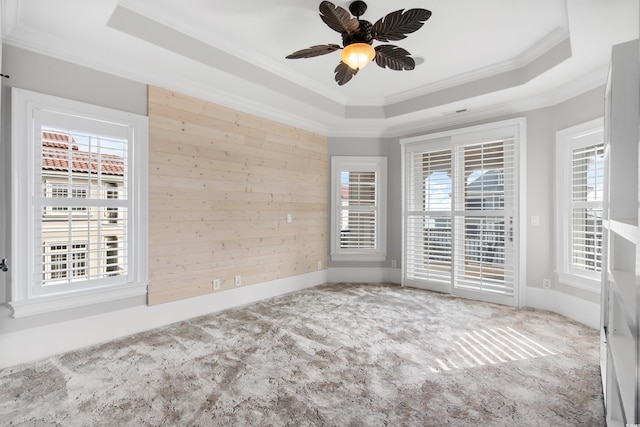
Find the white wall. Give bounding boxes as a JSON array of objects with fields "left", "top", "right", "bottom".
[
  {"left": 327, "top": 87, "right": 606, "bottom": 321},
  {"left": 0, "top": 44, "right": 605, "bottom": 369}
]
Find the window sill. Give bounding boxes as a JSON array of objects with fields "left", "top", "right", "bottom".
[
  {"left": 9, "top": 282, "right": 148, "bottom": 318},
  {"left": 557, "top": 272, "right": 601, "bottom": 294},
  {"left": 330, "top": 252, "right": 387, "bottom": 262}
]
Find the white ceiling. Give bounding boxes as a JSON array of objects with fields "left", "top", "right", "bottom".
[{"left": 2, "top": 0, "right": 638, "bottom": 137}]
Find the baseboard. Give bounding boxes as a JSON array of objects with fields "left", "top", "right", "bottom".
[
  {"left": 0, "top": 273, "right": 599, "bottom": 369},
  {"left": 525, "top": 287, "right": 600, "bottom": 329},
  {"left": 326, "top": 271, "right": 599, "bottom": 329},
  {"left": 327, "top": 267, "right": 401, "bottom": 284},
  {"left": 0, "top": 270, "right": 328, "bottom": 369}
]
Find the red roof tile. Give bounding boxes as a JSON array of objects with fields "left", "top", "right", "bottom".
[{"left": 41, "top": 131, "right": 125, "bottom": 176}]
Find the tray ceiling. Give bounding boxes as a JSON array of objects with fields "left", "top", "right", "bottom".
[{"left": 2, "top": 0, "right": 638, "bottom": 136}]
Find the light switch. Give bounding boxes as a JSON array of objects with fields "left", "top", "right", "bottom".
[
  {"left": 531, "top": 216, "right": 540, "bottom": 226},
  {"left": 287, "top": 213, "right": 292, "bottom": 223}
]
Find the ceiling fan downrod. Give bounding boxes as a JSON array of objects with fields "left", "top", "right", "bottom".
[{"left": 344, "top": 1, "right": 372, "bottom": 46}]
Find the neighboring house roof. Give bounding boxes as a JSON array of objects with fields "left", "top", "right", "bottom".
[
  {"left": 466, "top": 170, "right": 503, "bottom": 193},
  {"left": 340, "top": 185, "right": 348, "bottom": 200},
  {"left": 41, "top": 131, "right": 125, "bottom": 176}
]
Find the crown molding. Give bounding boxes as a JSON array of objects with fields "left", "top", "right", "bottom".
[
  {"left": 2, "top": 0, "right": 603, "bottom": 140},
  {"left": 4, "top": 31, "right": 603, "bottom": 141},
  {"left": 330, "top": 65, "right": 606, "bottom": 139},
  {"left": 1, "top": 0, "right": 21, "bottom": 38},
  {"left": 113, "top": 1, "right": 350, "bottom": 107},
  {"left": 381, "top": 27, "right": 571, "bottom": 107},
  {"left": 3, "top": 26, "right": 603, "bottom": 141}
]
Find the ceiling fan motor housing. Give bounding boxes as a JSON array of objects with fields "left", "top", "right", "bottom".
[{"left": 342, "top": 20, "right": 373, "bottom": 46}]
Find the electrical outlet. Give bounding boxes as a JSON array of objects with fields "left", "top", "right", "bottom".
[
  {"left": 213, "top": 278, "right": 220, "bottom": 291},
  {"left": 391, "top": 260, "right": 397, "bottom": 268},
  {"left": 542, "top": 279, "right": 551, "bottom": 289},
  {"left": 287, "top": 213, "right": 292, "bottom": 223},
  {"left": 234, "top": 275, "right": 242, "bottom": 287},
  {"left": 317, "top": 260, "right": 322, "bottom": 270}
]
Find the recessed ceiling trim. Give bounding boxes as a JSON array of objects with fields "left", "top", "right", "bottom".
[
  {"left": 107, "top": 4, "right": 346, "bottom": 118},
  {"left": 108, "top": 1, "right": 572, "bottom": 124},
  {"left": 108, "top": 3, "right": 572, "bottom": 123},
  {"left": 115, "top": 0, "right": 350, "bottom": 107},
  {"left": 381, "top": 29, "right": 571, "bottom": 109},
  {"left": 331, "top": 65, "right": 606, "bottom": 139},
  {"left": 379, "top": 36, "right": 572, "bottom": 119}
]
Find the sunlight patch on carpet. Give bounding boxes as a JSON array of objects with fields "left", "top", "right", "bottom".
[{"left": 428, "top": 327, "right": 559, "bottom": 373}]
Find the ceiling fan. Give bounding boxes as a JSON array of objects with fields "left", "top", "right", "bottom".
[{"left": 286, "top": 1, "right": 432, "bottom": 85}]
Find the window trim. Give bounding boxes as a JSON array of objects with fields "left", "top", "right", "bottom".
[
  {"left": 330, "top": 156, "right": 387, "bottom": 262},
  {"left": 10, "top": 88, "right": 148, "bottom": 317},
  {"left": 555, "top": 118, "right": 604, "bottom": 293}
]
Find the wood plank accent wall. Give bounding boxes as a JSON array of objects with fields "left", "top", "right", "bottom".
[{"left": 147, "top": 86, "right": 328, "bottom": 305}]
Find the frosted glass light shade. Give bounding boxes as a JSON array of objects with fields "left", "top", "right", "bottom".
[{"left": 340, "top": 43, "right": 376, "bottom": 71}]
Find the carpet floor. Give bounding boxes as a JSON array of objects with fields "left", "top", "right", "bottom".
[{"left": 0, "top": 283, "right": 604, "bottom": 426}]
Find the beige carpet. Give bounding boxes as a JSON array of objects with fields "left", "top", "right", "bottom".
[{"left": 0, "top": 283, "right": 604, "bottom": 426}]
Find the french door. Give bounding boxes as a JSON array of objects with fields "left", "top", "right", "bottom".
[{"left": 401, "top": 120, "right": 523, "bottom": 306}]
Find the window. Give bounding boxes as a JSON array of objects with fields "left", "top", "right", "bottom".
[
  {"left": 44, "top": 182, "right": 88, "bottom": 215},
  {"left": 43, "top": 243, "right": 88, "bottom": 283},
  {"left": 11, "top": 88, "right": 148, "bottom": 317},
  {"left": 105, "top": 183, "right": 119, "bottom": 224},
  {"left": 556, "top": 118, "right": 604, "bottom": 292},
  {"left": 105, "top": 237, "right": 120, "bottom": 276},
  {"left": 330, "top": 156, "right": 387, "bottom": 261}
]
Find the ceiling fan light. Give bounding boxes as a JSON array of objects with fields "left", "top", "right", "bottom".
[{"left": 340, "top": 43, "right": 375, "bottom": 71}]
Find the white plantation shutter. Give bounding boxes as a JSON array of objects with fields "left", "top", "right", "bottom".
[
  {"left": 331, "top": 157, "right": 387, "bottom": 261},
  {"left": 38, "top": 124, "right": 129, "bottom": 289},
  {"left": 340, "top": 171, "right": 377, "bottom": 249},
  {"left": 453, "top": 139, "right": 516, "bottom": 298},
  {"left": 570, "top": 142, "right": 604, "bottom": 274},
  {"left": 405, "top": 146, "right": 452, "bottom": 288},
  {"left": 402, "top": 119, "right": 523, "bottom": 306}
]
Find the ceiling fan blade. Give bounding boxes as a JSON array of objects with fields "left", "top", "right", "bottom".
[
  {"left": 374, "top": 45, "right": 416, "bottom": 70},
  {"left": 371, "top": 9, "right": 432, "bottom": 42},
  {"left": 286, "top": 44, "right": 341, "bottom": 59},
  {"left": 334, "top": 62, "right": 358, "bottom": 85},
  {"left": 319, "top": 1, "right": 360, "bottom": 35}
]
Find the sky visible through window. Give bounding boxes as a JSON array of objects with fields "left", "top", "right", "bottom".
[
  {"left": 586, "top": 154, "right": 604, "bottom": 202},
  {"left": 424, "top": 170, "right": 490, "bottom": 211},
  {"left": 45, "top": 127, "right": 127, "bottom": 158}
]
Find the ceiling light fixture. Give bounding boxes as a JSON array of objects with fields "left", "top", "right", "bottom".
[
  {"left": 340, "top": 43, "right": 376, "bottom": 71},
  {"left": 286, "top": 1, "right": 432, "bottom": 85}
]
